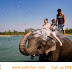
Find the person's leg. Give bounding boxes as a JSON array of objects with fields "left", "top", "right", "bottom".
[
  {"left": 58, "top": 24, "right": 65, "bottom": 37},
  {"left": 51, "top": 32, "right": 62, "bottom": 46},
  {"left": 63, "top": 30, "right": 65, "bottom": 38},
  {"left": 63, "top": 26, "right": 65, "bottom": 38},
  {"left": 58, "top": 24, "right": 62, "bottom": 37}
]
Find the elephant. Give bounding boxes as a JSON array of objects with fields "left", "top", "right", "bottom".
[{"left": 19, "top": 30, "right": 72, "bottom": 61}]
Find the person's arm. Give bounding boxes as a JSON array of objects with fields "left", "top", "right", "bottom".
[
  {"left": 42, "top": 26, "right": 43, "bottom": 30},
  {"left": 42, "top": 25, "right": 44, "bottom": 30},
  {"left": 56, "top": 15, "right": 58, "bottom": 24},
  {"left": 53, "top": 26, "right": 56, "bottom": 30},
  {"left": 63, "top": 13, "right": 65, "bottom": 27}
]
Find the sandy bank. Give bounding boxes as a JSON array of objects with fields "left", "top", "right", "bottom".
[
  {"left": 0, "top": 35, "right": 12, "bottom": 37},
  {"left": 65, "top": 34, "right": 72, "bottom": 36},
  {"left": 0, "top": 35, "right": 24, "bottom": 37}
]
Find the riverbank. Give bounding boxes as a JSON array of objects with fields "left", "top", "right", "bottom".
[
  {"left": 0, "top": 34, "right": 72, "bottom": 37},
  {"left": 60, "top": 34, "right": 72, "bottom": 36},
  {"left": 0, "top": 35, "right": 24, "bottom": 37},
  {"left": 0, "top": 35, "right": 12, "bottom": 37},
  {"left": 65, "top": 34, "right": 72, "bottom": 36}
]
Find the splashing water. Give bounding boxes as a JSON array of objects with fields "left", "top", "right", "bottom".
[{"left": 32, "top": 29, "right": 60, "bottom": 41}]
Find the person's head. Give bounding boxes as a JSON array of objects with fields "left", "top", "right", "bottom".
[
  {"left": 57, "top": 9, "right": 61, "bottom": 14},
  {"left": 52, "top": 19, "right": 55, "bottom": 24},
  {"left": 44, "top": 18, "right": 48, "bottom": 23}
]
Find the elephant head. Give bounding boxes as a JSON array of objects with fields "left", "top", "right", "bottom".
[{"left": 19, "top": 31, "right": 57, "bottom": 56}]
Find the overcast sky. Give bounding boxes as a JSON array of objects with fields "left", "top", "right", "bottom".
[{"left": 0, "top": 0, "right": 72, "bottom": 32}]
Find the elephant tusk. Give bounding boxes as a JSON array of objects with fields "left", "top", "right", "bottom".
[
  {"left": 33, "top": 55, "right": 35, "bottom": 56},
  {"left": 31, "top": 55, "right": 35, "bottom": 59}
]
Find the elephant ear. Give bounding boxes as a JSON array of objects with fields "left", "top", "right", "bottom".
[{"left": 45, "top": 39, "right": 56, "bottom": 55}]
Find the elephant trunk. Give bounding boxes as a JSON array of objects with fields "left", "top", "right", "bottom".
[{"left": 19, "top": 31, "right": 32, "bottom": 55}]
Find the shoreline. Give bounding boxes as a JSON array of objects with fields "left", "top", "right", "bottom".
[
  {"left": 0, "top": 35, "right": 24, "bottom": 37},
  {"left": 0, "top": 34, "right": 72, "bottom": 37},
  {"left": 61, "top": 34, "right": 72, "bottom": 36},
  {"left": 65, "top": 34, "right": 72, "bottom": 36}
]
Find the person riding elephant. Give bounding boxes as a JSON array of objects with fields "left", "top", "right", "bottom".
[{"left": 42, "top": 18, "right": 62, "bottom": 55}]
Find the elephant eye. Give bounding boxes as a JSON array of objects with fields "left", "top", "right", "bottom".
[
  {"left": 37, "top": 41, "right": 42, "bottom": 44},
  {"left": 37, "top": 46, "right": 41, "bottom": 49}
]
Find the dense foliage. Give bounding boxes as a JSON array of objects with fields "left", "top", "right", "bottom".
[
  {"left": 0, "top": 28, "right": 72, "bottom": 35},
  {"left": 65, "top": 28, "right": 72, "bottom": 34}
]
